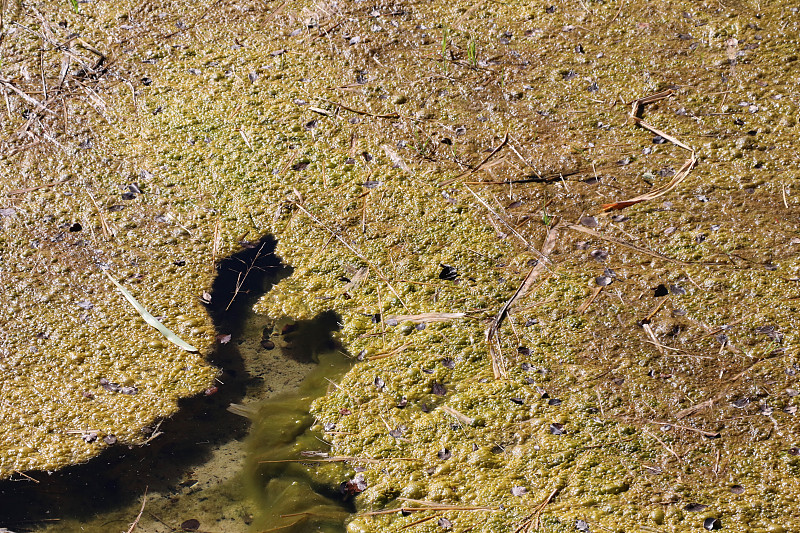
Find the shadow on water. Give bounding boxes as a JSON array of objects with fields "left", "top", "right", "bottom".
[{"left": 0, "top": 234, "right": 351, "bottom": 532}]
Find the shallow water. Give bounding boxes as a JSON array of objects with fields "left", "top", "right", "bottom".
[{"left": 0, "top": 243, "right": 352, "bottom": 532}]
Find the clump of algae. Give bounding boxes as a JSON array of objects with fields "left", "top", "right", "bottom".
[{"left": 2, "top": 0, "right": 800, "bottom": 531}]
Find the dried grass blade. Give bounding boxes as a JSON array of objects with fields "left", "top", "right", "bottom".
[
  {"left": 125, "top": 488, "right": 148, "bottom": 533},
  {"left": 631, "top": 89, "right": 673, "bottom": 108},
  {"left": 441, "top": 132, "right": 509, "bottom": 185},
  {"left": 382, "top": 144, "right": 412, "bottom": 174},
  {"left": 228, "top": 403, "right": 259, "bottom": 419},
  {"left": 565, "top": 224, "right": 690, "bottom": 265},
  {"left": 602, "top": 154, "right": 696, "bottom": 211},
  {"left": 367, "top": 342, "right": 410, "bottom": 361},
  {"left": 674, "top": 354, "right": 777, "bottom": 419},
  {"left": 440, "top": 405, "right": 475, "bottom": 425},
  {"left": 363, "top": 506, "right": 496, "bottom": 516},
  {"left": 323, "top": 98, "right": 399, "bottom": 119},
  {"left": 633, "top": 118, "right": 694, "bottom": 152},
  {"left": 386, "top": 312, "right": 466, "bottom": 323},
  {"left": 341, "top": 266, "right": 368, "bottom": 294},
  {"left": 577, "top": 286, "right": 603, "bottom": 314},
  {"left": 400, "top": 515, "right": 438, "bottom": 529},
  {"left": 103, "top": 269, "right": 198, "bottom": 352},
  {"left": 293, "top": 201, "right": 408, "bottom": 310},
  {"left": 0, "top": 78, "right": 58, "bottom": 115}
]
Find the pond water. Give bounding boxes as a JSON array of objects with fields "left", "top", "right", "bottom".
[{"left": 0, "top": 238, "right": 353, "bottom": 532}]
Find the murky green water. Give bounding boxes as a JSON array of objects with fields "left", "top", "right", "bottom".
[{"left": 0, "top": 253, "right": 353, "bottom": 532}]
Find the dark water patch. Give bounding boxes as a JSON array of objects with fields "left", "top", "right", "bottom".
[
  {"left": 206, "top": 234, "right": 289, "bottom": 334},
  {"left": 0, "top": 235, "right": 350, "bottom": 532}
]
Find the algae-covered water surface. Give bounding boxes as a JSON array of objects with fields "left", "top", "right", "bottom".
[{"left": 2, "top": 0, "right": 800, "bottom": 531}]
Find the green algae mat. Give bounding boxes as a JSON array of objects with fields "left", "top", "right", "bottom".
[{"left": 2, "top": 0, "right": 800, "bottom": 531}]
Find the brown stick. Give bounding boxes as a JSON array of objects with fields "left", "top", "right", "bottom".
[
  {"left": 125, "top": 488, "right": 148, "bottom": 533},
  {"left": 322, "top": 98, "right": 399, "bottom": 119},
  {"left": 441, "top": 132, "right": 509, "bottom": 185},
  {"left": 486, "top": 224, "right": 561, "bottom": 378}
]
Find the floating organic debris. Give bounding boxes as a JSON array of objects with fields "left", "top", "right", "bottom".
[
  {"left": 180, "top": 519, "right": 200, "bottom": 532},
  {"left": 103, "top": 269, "right": 198, "bottom": 353},
  {"left": 432, "top": 382, "right": 447, "bottom": 396},
  {"left": 340, "top": 474, "right": 367, "bottom": 496},
  {"left": 684, "top": 503, "right": 709, "bottom": 512},
  {"left": 439, "top": 264, "right": 459, "bottom": 281}
]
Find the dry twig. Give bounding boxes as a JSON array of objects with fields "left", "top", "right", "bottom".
[
  {"left": 441, "top": 132, "right": 509, "bottom": 185},
  {"left": 125, "top": 488, "right": 148, "bottom": 533},
  {"left": 293, "top": 200, "right": 408, "bottom": 310},
  {"left": 486, "top": 224, "right": 561, "bottom": 378}
]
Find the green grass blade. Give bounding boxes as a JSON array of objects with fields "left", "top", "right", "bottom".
[{"left": 103, "top": 269, "right": 199, "bottom": 353}]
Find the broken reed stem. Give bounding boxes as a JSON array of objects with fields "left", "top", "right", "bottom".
[
  {"left": 293, "top": 200, "right": 409, "bottom": 310},
  {"left": 259, "top": 456, "right": 417, "bottom": 464},
  {"left": 362, "top": 506, "right": 496, "bottom": 517},
  {"left": 602, "top": 90, "right": 697, "bottom": 211},
  {"left": 322, "top": 98, "right": 399, "bottom": 119},
  {"left": 487, "top": 224, "right": 561, "bottom": 379},
  {"left": 125, "top": 488, "right": 148, "bottom": 533}
]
